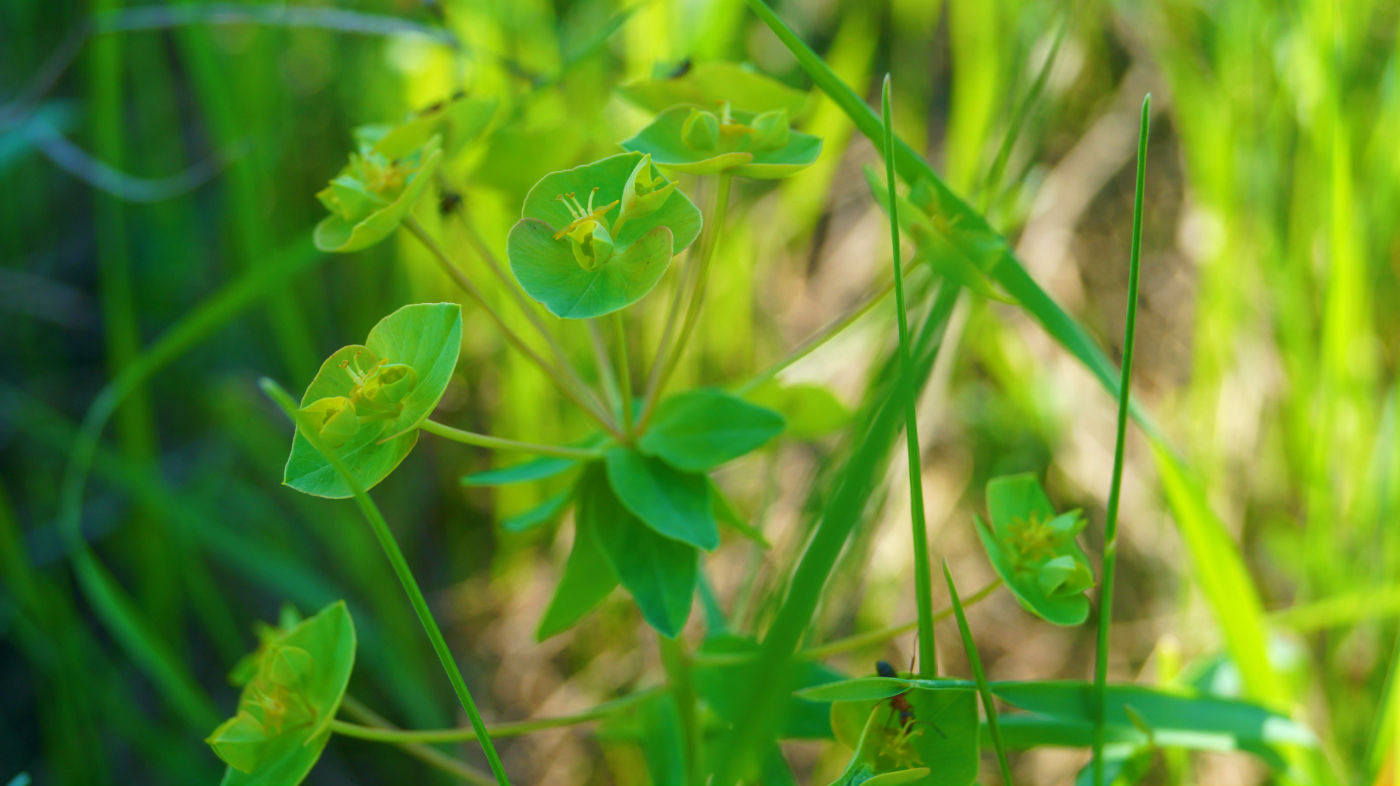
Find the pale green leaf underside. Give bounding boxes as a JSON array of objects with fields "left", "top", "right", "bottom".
[{"left": 284, "top": 303, "right": 462, "bottom": 498}]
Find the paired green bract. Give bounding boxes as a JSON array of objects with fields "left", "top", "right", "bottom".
[
  {"left": 205, "top": 602, "right": 356, "bottom": 786},
  {"left": 315, "top": 135, "right": 442, "bottom": 253},
  {"left": 507, "top": 152, "right": 701, "bottom": 319},
  {"left": 621, "top": 104, "right": 822, "bottom": 179},
  {"left": 284, "top": 303, "right": 462, "bottom": 498},
  {"left": 975, "top": 473, "right": 1095, "bottom": 625}
]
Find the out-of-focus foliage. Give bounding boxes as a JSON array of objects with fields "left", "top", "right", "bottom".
[{"left": 3, "top": 0, "right": 1400, "bottom": 784}]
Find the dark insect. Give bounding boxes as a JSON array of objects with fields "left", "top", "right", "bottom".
[
  {"left": 875, "top": 660, "right": 947, "bottom": 740},
  {"left": 439, "top": 188, "right": 462, "bottom": 216},
  {"left": 668, "top": 58, "right": 693, "bottom": 79}
]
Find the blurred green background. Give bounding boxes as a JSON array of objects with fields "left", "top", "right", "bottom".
[{"left": 3, "top": 0, "right": 1400, "bottom": 784}]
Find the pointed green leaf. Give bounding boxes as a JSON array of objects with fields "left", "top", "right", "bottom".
[
  {"left": 283, "top": 303, "right": 462, "bottom": 498},
  {"left": 461, "top": 455, "right": 578, "bottom": 486},
  {"left": 537, "top": 500, "right": 619, "bottom": 640},
  {"left": 583, "top": 466, "right": 696, "bottom": 638},
  {"left": 638, "top": 388, "right": 786, "bottom": 471},
  {"left": 503, "top": 488, "right": 574, "bottom": 533},
  {"left": 621, "top": 106, "right": 822, "bottom": 179},
  {"left": 208, "top": 601, "right": 356, "bottom": 786},
  {"left": 795, "top": 677, "right": 911, "bottom": 703},
  {"left": 605, "top": 447, "right": 719, "bottom": 551}
]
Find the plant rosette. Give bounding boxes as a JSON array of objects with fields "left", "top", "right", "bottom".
[
  {"left": 283, "top": 303, "right": 462, "bottom": 498},
  {"left": 205, "top": 601, "right": 356, "bottom": 786},
  {"left": 620, "top": 102, "right": 821, "bottom": 179},
  {"left": 975, "top": 473, "right": 1095, "bottom": 626},
  {"left": 507, "top": 152, "right": 701, "bottom": 319},
  {"left": 314, "top": 134, "right": 443, "bottom": 253}
]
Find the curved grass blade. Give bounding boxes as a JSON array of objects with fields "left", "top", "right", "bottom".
[{"left": 944, "top": 561, "right": 1012, "bottom": 786}]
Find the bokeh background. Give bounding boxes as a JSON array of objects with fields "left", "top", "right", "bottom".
[{"left": 2, "top": 0, "right": 1399, "bottom": 784}]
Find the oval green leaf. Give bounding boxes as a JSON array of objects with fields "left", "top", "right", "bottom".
[
  {"left": 508, "top": 219, "right": 674, "bottom": 319},
  {"left": 638, "top": 388, "right": 785, "bottom": 471},
  {"left": 283, "top": 303, "right": 462, "bottom": 498},
  {"left": 207, "top": 601, "right": 356, "bottom": 786},
  {"left": 605, "top": 447, "right": 719, "bottom": 551},
  {"left": 582, "top": 465, "right": 696, "bottom": 638}
]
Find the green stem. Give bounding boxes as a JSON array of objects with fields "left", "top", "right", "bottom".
[
  {"left": 589, "top": 320, "right": 623, "bottom": 414},
  {"left": 332, "top": 687, "right": 664, "bottom": 744},
  {"left": 943, "top": 561, "right": 1012, "bottom": 786},
  {"left": 882, "top": 76, "right": 937, "bottom": 679},
  {"left": 420, "top": 419, "right": 604, "bottom": 460},
  {"left": 658, "top": 635, "right": 704, "bottom": 785},
  {"left": 261, "top": 379, "right": 512, "bottom": 786},
  {"left": 1091, "top": 94, "right": 1150, "bottom": 786},
  {"left": 403, "top": 216, "right": 624, "bottom": 441},
  {"left": 733, "top": 258, "right": 920, "bottom": 396},
  {"left": 339, "top": 695, "right": 495, "bottom": 786},
  {"left": 638, "top": 173, "right": 733, "bottom": 431},
  {"left": 613, "top": 310, "right": 635, "bottom": 439}
]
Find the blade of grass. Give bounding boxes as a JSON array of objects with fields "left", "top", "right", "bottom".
[
  {"left": 743, "top": 0, "right": 1281, "bottom": 708},
  {"left": 943, "top": 560, "right": 1012, "bottom": 786},
  {"left": 1092, "top": 94, "right": 1149, "bottom": 786},
  {"left": 260, "top": 378, "right": 512, "bottom": 786},
  {"left": 716, "top": 281, "right": 961, "bottom": 782},
  {"left": 882, "top": 75, "right": 937, "bottom": 679}
]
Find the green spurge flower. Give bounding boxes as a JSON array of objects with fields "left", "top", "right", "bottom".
[
  {"left": 620, "top": 101, "right": 821, "bottom": 178},
  {"left": 507, "top": 152, "right": 701, "bottom": 319},
  {"left": 314, "top": 134, "right": 442, "bottom": 253},
  {"left": 284, "top": 303, "right": 462, "bottom": 498},
  {"left": 206, "top": 601, "right": 356, "bottom": 786},
  {"left": 974, "top": 472, "right": 1095, "bottom": 625}
]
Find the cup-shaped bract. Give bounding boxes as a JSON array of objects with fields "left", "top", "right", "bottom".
[
  {"left": 314, "top": 135, "right": 443, "bottom": 253},
  {"left": 507, "top": 152, "right": 701, "bottom": 319},
  {"left": 620, "top": 105, "right": 821, "bottom": 179},
  {"left": 282, "top": 303, "right": 463, "bottom": 498},
  {"left": 297, "top": 396, "right": 359, "bottom": 449},
  {"left": 974, "top": 473, "right": 1095, "bottom": 625},
  {"left": 205, "top": 601, "right": 356, "bottom": 786},
  {"left": 617, "top": 61, "right": 811, "bottom": 117}
]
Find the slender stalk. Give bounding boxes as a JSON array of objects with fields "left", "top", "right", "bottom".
[
  {"left": 638, "top": 173, "right": 734, "bottom": 430},
  {"left": 403, "top": 216, "right": 623, "bottom": 441},
  {"left": 339, "top": 695, "right": 494, "bottom": 786},
  {"left": 589, "top": 320, "right": 622, "bottom": 414},
  {"left": 332, "top": 687, "right": 664, "bottom": 744},
  {"left": 943, "top": 561, "right": 1012, "bottom": 786},
  {"left": 1091, "top": 94, "right": 1150, "bottom": 786},
  {"left": 658, "top": 635, "right": 704, "bottom": 785},
  {"left": 455, "top": 209, "right": 603, "bottom": 409},
  {"left": 260, "top": 379, "right": 512, "bottom": 786},
  {"left": 733, "top": 259, "right": 919, "bottom": 396},
  {"left": 613, "top": 310, "right": 634, "bottom": 439},
  {"left": 882, "top": 76, "right": 937, "bottom": 679},
  {"left": 419, "top": 419, "right": 605, "bottom": 460}
]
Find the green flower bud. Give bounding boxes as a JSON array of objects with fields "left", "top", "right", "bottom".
[
  {"left": 681, "top": 107, "right": 720, "bottom": 151},
  {"left": 567, "top": 220, "right": 615, "bottom": 271},
  {"left": 362, "top": 363, "right": 418, "bottom": 406},
  {"left": 748, "top": 108, "right": 791, "bottom": 151},
  {"left": 205, "top": 711, "right": 268, "bottom": 774},
  {"left": 267, "top": 645, "right": 314, "bottom": 690},
  {"left": 299, "top": 396, "right": 359, "bottom": 449},
  {"left": 1037, "top": 554, "right": 1094, "bottom": 598},
  {"left": 616, "top": 154, "right": 679, "bottom": 229}
]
